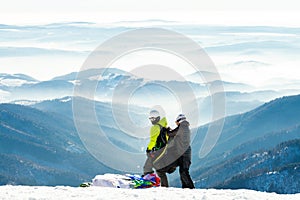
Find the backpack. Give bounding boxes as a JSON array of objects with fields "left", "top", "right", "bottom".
[{"left": 154, "top": 124, "right": 168, "bottom": 150}]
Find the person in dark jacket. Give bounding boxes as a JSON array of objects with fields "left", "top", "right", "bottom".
[{"left": 167, "top": 114, "right": 195, "bottom": 189}]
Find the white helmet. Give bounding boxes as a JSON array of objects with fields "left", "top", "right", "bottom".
[
  {"left": 176, "top": 114, "right": 186, "bottom": 122},
  {"left": 149, "top": 110, "right": 160, "bottom": 118},
  {"left": 149, "top": 110, "right": 160, "bottom": 125}
]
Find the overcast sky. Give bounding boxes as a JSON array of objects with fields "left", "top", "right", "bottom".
[
  {"left": 1, "top": 0, "right": 299, "bottom": 12},
  {"left": 0, "top": 0, "right": 299, "bottom": 26},
  {"left": 0, "top": 0, "right": 299, "bottom": 81}
]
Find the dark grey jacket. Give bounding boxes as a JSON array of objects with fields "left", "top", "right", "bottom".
[
  {"left": 153, "top": 120, "right": 191, "bottom": 170},
  {"left": 168, "top": 120, "right": 191, "bottom": 157}
]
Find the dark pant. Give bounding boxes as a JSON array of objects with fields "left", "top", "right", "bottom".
[
  {"left": 156, "top": 170, "right": 168, "bottom": 187},
  {"left": 178, "top": 147, "right": 195, "bottom": 189}
]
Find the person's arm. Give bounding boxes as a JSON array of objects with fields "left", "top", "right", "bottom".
[{"left": 167, "top": 125, "right": 179, "bottom": 137}]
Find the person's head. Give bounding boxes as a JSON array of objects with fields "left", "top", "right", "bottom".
[
  {"left": 175, "top": 114, "right": 186, "bottom": 125},
  {"left": 149, "top": 110, "right": 160, "bottom": 125}
]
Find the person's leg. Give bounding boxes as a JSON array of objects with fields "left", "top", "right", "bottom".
[
  {"left": 156, "top": 170, "right": 169, "bottom": 187},
  {"left": 178, "top": 147, "right": 195, "bottom": 189},
  {"left": 143, "top": 156, "right": 154, "bottom": 175},
  {"left": 179, "top": 168, "right": 194, "bottom": 189}
]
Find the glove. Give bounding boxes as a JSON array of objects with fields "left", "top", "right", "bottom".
[
  {"left": 148, "top": 152, "right": 155, "bottom": 158},
  {"left": 146, "top": 148, "right": 156, "bottom": 158}
]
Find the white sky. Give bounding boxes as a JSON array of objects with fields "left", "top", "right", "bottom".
[
  {"left": 0, "top": 0, "right": 299, "bottom": 26},
  {"left": 1, "top": 0, "right": 299, "bottom": 13},
  {"left": 0, "top": 0, "right": 300, "bottom": 82}
]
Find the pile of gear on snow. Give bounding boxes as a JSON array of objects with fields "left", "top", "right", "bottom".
[{"left": 80, "top": 173, "right": 161, "bottom": 189}]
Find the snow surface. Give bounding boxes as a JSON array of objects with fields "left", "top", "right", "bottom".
[{"left": 0, "top": 186, "right": 300, "bottom": 200}]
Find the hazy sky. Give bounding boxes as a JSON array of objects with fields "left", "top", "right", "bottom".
[
  {"left": 0, "top": 0, "right": 299, "bottom": 26},
  {"left": 0, "top": 1, "right": 300, "bottom": 82}
]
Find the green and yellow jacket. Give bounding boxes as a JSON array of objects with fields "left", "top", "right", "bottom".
[{"left": 147, "top": 117, "right": 168, "bottom": 151}]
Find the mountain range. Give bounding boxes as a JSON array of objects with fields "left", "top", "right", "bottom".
[
  {"left": 1, "top": 93, "right": 300, "bottom": 193},
  {"left": 1, "top": 68, "right": 295, "bottom": 125},
  {"left": 0, "top": 102, "right": 117, "bottom": 186},
  {"left": 188, "top": 94, "right": 300, "bottom": 194},
  {"left": 1, "top": 68, "right": 300, "bottom": 193}
]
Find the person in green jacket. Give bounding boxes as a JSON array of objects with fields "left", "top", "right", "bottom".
[{"left": 143, "top": 109, "right": 169, "bottom": 187}]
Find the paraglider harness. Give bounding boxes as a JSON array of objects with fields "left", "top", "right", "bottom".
[{"left": 152, "top": 124, "right": 177, "bottom": 174}]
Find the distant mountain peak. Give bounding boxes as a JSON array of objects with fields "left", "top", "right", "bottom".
[
  {"left": 51, "top": 68, "right": 132, "bottom": 81},
  {"left": 232, "top": 60, "right": 270, "bottom": 66},
  {"left": 0, "top": 73, "right": 38, "bottom": 87}
]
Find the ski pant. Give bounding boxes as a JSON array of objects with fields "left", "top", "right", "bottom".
[
  {"left": 143, "top": 153, "right": 169, "bottom": 187},
  {"left": 178, "top": 146, "right": 195, "bottom": 189},
  {"left": 143, "top": 153, "right": 154, "bottom": 175}
]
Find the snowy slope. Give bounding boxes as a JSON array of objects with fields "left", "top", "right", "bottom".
[{"left": 0, "top": 186, "right": 300, "bottom": 200}]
